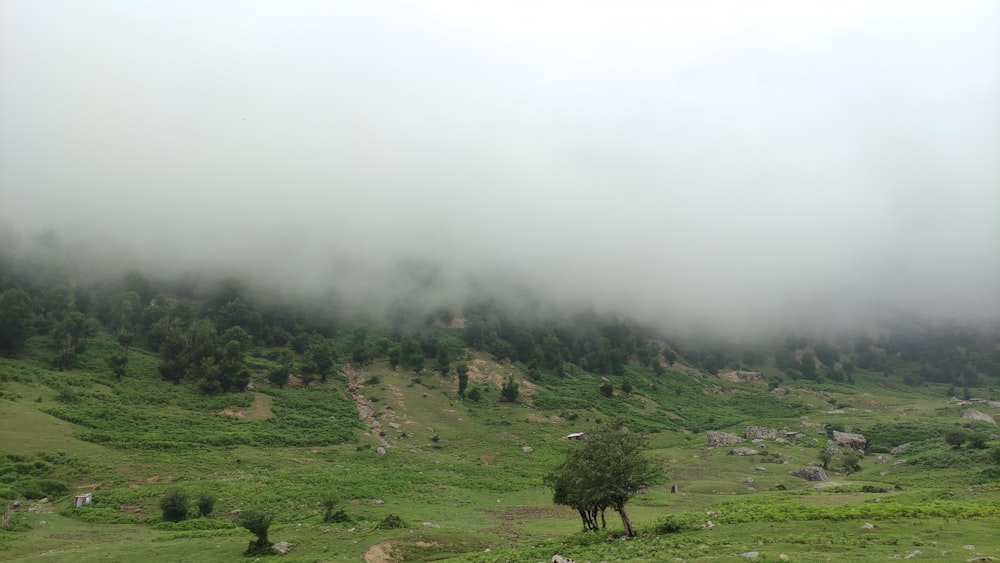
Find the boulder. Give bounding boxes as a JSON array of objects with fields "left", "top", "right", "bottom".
[
  {"left": 861, "top": 522, "right": 876, "bottom": 529},
  {"left": 832, "top": 431, "right": 867, "bottom": 452},
  {"left": 551, "top": 556, "right": 575, "bottom": 563},
  {"left": 825, "top": 445, "right": 843, "bottom": 455},
  {"left": 891, "top": 443, "right": 911, "bottom": 454},
  {"left": 745, "top": 426, "right": 778, "bottom": 440},
  {"left": 741, "top": 551, "right": 760, "bottom": 558},
  {"left": 892, "top": 459, "right": 906, "bottom": 467},
  {"left": 791, "top": 466, "right": 829, "bottom": 481},
  {"left": 730, "top": 447, "right": 760, "bottom": 456},
  {"left": 875, "top": 455, "right": 890, "bottom": 464},
  {"left": 522, "top": 446, "right": 534, "bottom": 453},
  {"left": 706, "top": 431, "right": 743, "bottom": 447},
  {"left": 376, "top": 447, "right": 386, "bottom": 456},
  {"left": 271, "top": 541, "right": 294, "bottom": 555},
  {"left": 963, "top": 409, "right": 997, "bottom": 426},
  {"left": 387, "top": 422, "right": 402, "bottom": 429}
]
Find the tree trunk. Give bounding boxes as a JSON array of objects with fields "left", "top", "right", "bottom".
[
  {"left": 615, "top": 502, "right": 635, "bottom": 537},
  {"left": 600, "top": 507, "right": 607, "bottom": 529}
]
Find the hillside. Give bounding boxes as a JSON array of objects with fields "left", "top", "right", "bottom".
[{"left": 1, "top": 269, "right": 1000, "bottom": 562}]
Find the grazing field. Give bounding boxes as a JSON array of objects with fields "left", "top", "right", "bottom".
[{"left": 1, "top": 335, "right": 999, "bottom": 562}]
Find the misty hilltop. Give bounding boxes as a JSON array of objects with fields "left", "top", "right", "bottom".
[{"left": 2, "top": 1, "right": 999, "bottom": 335}]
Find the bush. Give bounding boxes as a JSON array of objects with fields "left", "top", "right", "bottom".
[
  {"left": 196, "top": 492, "right": 215, "bottom": 517},
  {"left": 160, "top": 488, "right": 190, "bottom": 522},
  {"left": 377, "top": 513, "right": 406, "bottom": 529},
  {"left": 654, "top": 517, "right": 685, "bottom": 534}
]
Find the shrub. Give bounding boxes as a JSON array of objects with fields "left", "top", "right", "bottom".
[
  {"left": 196, "top": 492, "right": 215, "bottom": 517},
  {"left": 377, "top": 513, "right": 406, "bottom": 529},
  {"left": 160, "top": 488, "right": 190, "bottom": 522},
  {"left": 321, "top": 492, "right": 342, "bottom": 523},
  {"left": 654, "top": 517, "right": 685, "bottom": 534}
]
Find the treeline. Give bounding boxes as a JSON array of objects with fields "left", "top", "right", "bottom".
[{"left": 2, "top": 246, "right": 998, "bottom": 393}]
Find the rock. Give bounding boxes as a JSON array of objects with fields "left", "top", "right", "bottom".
[
  {"left": 967, "top": 557, "right": 997, "bottom": 562},
  {"left": 891, "top": 443, "right": 911, "bottom": 454},
  {"left": 38, "top": 520, "right": 46, "bottom": 527},
  {"left": 741, "top": 551, "right": 759, "bottom": 558},
  {"left": 779, "top": 554, "right": 789, "bottom": 561},
  {"left": 376, "top": 447, "right": 386, "bottom": 456},
  {"left": 271, "top": 542, "right": 294, "bottom": 555},
  {"left": 522, "top": 446, "right": 533, "bottom": 453},
  {"left": 832, "top": 431, "right": 867, "bottom": 452},
  {"left": 775, "top": 438, "right": 790, "bottom": 444},
  {"left": 876, "top": 455, "right": 891, "bottom": 464},
  {"left": 706, "top": 431, "right": 743, "bottom": 447},
  {"left": 745, "top": 426, "right": 778, "bottom": 440},
  {"left": 791, "top": 466, "right": 829, "bottom": 481},
  {"left": 422, "top": 521, "right": 440, "bottom": 528},
  {"left": 747, "top": 487, "right": 756, "bottom": 493},
  {"left": 963, "top": 410, "right": 997, "bottom": 426},
  {"left": 745, "top": 477, "right": 754, "bottom": 483},
  {"left": 964, "top": 545, "right": 976, "bottom": 550},
  {"left": 38, "top": 498, "right": 48, "bottom": 504},
  {"left": 369, "top": 499, "right": 384, "bottom": 505},
  {"left": 387, "top": 422, "right": 402, "bottom": 429},
  {"left": 904, "top": 550, "right": 921, "bottom": 559},
  {"left": 551, "top": 556, "right": 575, "bottom": 563},
  {"left": 230, "top": 509, "right": 241, "bottom": 516},
  {"left": 861, "top": 522, "right": 876, "bottom": 529},
  {"left": 826, "top": 445, "right": 843, "bottom": 455},
  {"left": 892, "top": 459, "right": 906, "bottom": 467},
  {"left": 731, "top": 447, "right": 760, "bottom": 456},
  {"left": 988, "top": 401, "right": 1000, "bottom": 408},
  {"left": 771, "top": 387, "right": 787, "bottom": 396},
  {"left": 755, "top": 466, "right": 767, "bottom": 471},
  {"left": 702, "top": 520, "right": 715, "bottom": 528},
  {"left": 880, "top": 471, "right": 888, "bottom": 477}
]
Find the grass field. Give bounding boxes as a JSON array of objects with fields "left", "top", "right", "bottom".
[{"left": 2, "top": 334, "right": 999, "bottom": 562}]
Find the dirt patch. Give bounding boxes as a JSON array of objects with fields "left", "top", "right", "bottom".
[
  {"left": 364, "top": 541, "right": 399, "bottom": 563},
  {"left": 813, "top": 481, "right": 851, "bottom": 489},
  {"left": 218, "top": 408, "right": 244, "bottom": 418},
  {"left": 385, "top": 384, "right": 407, "bottom": 411},
  {"left": 144, "top": 476, "right": 173, "bottom": 484}
]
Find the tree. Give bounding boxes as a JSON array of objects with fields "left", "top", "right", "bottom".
[
  {"left": 545, "top": 425, "right": 664, "bottom": 537},
  {"left": 456, "top": 363, "right": 469, "bottom": 398},
  {"left": 817, "top": 450, "right": 833, "bottom": 469},
  {"left": 435, "top": 341, "right": 450, "bottom": 375},
  {"left": 0, "top": 288, "right": 35, "bottom": 356},
  {"left": 321, "top": 492, "right": 345, "bottom": 523},
  {"left": 196, "top": 492, "right": 215, "bottom": 517},
  {"left": 500, "top": 376, "right": 519, "bottom": 402},
  {"left": 238, "top": 509, "right": 273, "bottom": 554},
  {"left": 269, "top": 347, "right": 293, "bottom": 388},
  {"left": 841, "top": 453, "right": 861, "bottom": 474},
  {"left": 945, "top": 428, "right": 968, "bottom": 449},
  {"left": 599, "top": 380, "right": 614, "bottom": 398},
  {"left": 160, "top": 488, "right": 189, "bottom": 522},
  {"left": 51, "top": 311, "right": 96, "bottom": 371},
  {"left": 106, "top": 353, "right": 128, "bottom": 379}
]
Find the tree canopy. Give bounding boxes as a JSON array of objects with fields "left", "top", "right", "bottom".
[{"left": 544, "top": 425, "right": 664, "bottom": 537}]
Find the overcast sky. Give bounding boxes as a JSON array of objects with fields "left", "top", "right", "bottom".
[{"left": 1, "top": 1, "right": 998, "bottom": 332}]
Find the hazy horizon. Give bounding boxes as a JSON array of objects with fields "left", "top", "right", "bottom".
[{"left": 2, "top": 1, "right": 998, "bottom": 334}]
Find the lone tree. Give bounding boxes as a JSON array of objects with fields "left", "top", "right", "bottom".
[
  {"left": 544, "top": 424, "right": 663, "bottom": 537},
  {"left": 238, "top": 509, "right": 273, "bottom": 555},
  {"left": 160, "top": 488, "right": 189, "bottom": 522}
]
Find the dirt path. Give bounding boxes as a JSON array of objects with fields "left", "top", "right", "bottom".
[{"left": 343, "top": 364, "right": 389, "bottom": 455}]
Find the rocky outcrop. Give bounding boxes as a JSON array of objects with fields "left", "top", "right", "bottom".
[
  {"left": 875, "top": 455, "right": 890, "bottom": 464},
  {"left": 272, "top": 541, "right": 294, "bottom": 555},
  {"left": 891, "top": 443, "right": 911, "bottom": 454},
  {"left": 551, "top": 556, "right": 576, "bottom": 563},
  {"left": 730, "top": 447, "right": 760, "bottom": 456},
  {"left": 832, "top": 431, "right": 867, "bottom": 452},
  {"left": 745, "top": 426, "right": 778, "bottom": 440},
  {"left": 706, "top": 431, "right": 743, "bottom": 447},
  {"left": 825, "top": 445, "right": 843, "bottom": 455},
  {"left": 791, "top": 466, "right": 829, "bottom": 481},
  {"left": 963, "top": 409, "right": 997, "bottom": 426}
]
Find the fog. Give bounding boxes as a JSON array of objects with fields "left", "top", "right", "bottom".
[{"left": 2, "top": 1, "right": 998, "bottom": 333}]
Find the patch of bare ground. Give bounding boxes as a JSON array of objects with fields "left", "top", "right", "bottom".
[
  {"left": 243, "top": 392, "right": 273, "bottom": 420},
  {"left": 343, "top": 364, "right": 389, "bottom": 454},
  {"left": 364, "top": 541, "right": 399, "bottom": 563}
]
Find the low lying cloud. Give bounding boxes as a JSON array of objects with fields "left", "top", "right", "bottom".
[{"left": 2, "top": 1, "right": 998, "bottom": 334}]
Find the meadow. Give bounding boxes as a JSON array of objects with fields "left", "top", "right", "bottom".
[{"left": 1, "top": 331, "right": 999, "bottom": 562}]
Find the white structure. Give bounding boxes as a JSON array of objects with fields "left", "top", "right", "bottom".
[{"left": 73, "top": 493, "right": 92, "bottom": 508}]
